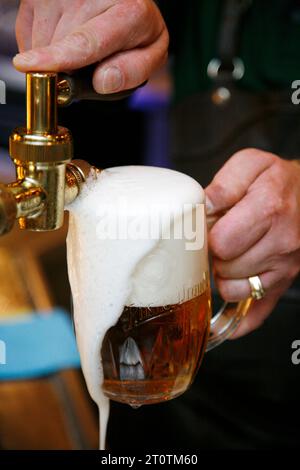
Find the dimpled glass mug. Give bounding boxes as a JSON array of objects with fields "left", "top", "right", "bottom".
[{"left": 68, "top": 165, "right": 252, "bottom": 408}]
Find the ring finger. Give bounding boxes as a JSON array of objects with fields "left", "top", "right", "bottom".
[{"left": 214, "top": 270, "right": 283, "bottom": 302}]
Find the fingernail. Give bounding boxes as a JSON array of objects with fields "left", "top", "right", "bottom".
[
  {"left": 13, "top": 51, "right": 37, "bottom": 67},
  {"left": 205, "top": 196, "right": 215, "bottom": 215},
  {"left": 98, "top": 66, "right": 123, "bottom": 94}
]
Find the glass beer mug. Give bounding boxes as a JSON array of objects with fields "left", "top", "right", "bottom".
[{"left": 100, "top": 166, "right": 252, "bottom": 407}]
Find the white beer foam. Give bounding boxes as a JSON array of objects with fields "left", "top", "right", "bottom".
[{"left": 66, "top": 166, "right": 207, "bottom": 449}]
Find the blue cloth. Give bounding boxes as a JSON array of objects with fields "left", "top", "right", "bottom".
[{"left": 0, "top": 309, "right": 81, "bottom": 380}]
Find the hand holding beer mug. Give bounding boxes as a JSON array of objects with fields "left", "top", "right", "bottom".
[{"left": 67, "top": 166, "right": 252, "bottom": 411}]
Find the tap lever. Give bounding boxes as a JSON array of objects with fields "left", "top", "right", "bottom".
[{"left": 57, "top": 67, "right": 147, "bottom": 106}]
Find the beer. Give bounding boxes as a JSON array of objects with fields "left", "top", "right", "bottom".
[
  {"left": 67, "top": 165, "right": 208, "bottom": 447},
  {"left": 67, "top": 164, "right": 249, "bottom": 448},
  {"left": 101, "top": 291, "right": 211, "bottom": 406}
]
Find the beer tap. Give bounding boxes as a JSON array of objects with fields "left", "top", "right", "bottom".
[{"left": 0, "top": 70, "right": 144, "bottom": 236}]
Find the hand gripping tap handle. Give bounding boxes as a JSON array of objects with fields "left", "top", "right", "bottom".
[{"left": 57, "top": 66, "right": 147, "bottom": 106}]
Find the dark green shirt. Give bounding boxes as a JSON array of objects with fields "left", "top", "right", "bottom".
[{"left": 160, "top": 0, "right": 300, "bottom": 102}]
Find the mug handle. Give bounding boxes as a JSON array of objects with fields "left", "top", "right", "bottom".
[
  {"left": 206, "top": 298, "right": 253, "bottom": 351},
  {"left": 205, "top": 213, "right": 253, "bottom": 352}
]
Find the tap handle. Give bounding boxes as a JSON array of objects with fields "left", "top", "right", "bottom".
[{"left": 57, "top": 66, "right": 147, "bottom": 106}]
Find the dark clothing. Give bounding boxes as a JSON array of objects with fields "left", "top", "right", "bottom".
[
  {"left": 161, "top": 0, "right": 300, "bottom": 100},
  {"left": 108, "top": 298, "right": 300, "bottom": 449},
  {"left": 108, "top": 0, "right": 300, "bottom": 450}
]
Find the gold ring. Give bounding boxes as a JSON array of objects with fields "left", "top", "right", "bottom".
[{"left": 248, "top": 275, "right": 265, "bottom": 300}]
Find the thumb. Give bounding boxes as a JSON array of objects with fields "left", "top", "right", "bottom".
[{"left": 204, "top": 148, "right": 275, "bottom": 215}]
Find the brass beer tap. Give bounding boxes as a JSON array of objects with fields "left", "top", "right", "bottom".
[
  {"left": 0, "top": 70, "right": 143, "bottom": 236},
  {"left": 0, "top": 72, "right": 89, "bottom": 235}
]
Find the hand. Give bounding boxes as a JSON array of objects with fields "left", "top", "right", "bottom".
[
  {"left": 14, "top": 0, "right": 169, "bottom": 93},
  {"left": 205, "top": 149, "right": 300, "bottom": 338}
]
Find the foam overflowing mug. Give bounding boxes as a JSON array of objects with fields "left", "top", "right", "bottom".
[{"left": 66, "top": 165, "right": 251, "bottom": 448}]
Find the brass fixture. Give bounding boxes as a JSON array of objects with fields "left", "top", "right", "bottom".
[
  {"left": 0, "top": 72, "right": 94, "bottom": 236},
  {"left": 0, "top": 66, "right": 139, "bottom": 236}
]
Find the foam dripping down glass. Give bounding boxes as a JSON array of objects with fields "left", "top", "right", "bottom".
[{"left": 66, "top": 165, "right": 252, "bottom": 447}]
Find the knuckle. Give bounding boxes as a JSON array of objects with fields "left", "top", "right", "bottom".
[
  {"left": 128, "top": 0, "right": 150, "bottom": 23},
  {"left": 269, "top": 162, "right": 287, "bottom": 189},
  {"left": 117, "top": 0, "right": 152, "bottom": 46},
  {"left": 260, "top": 162, "right": 288, "bottom": 217},
  {"left": 230, "top": 148, "right": 257, "bottom": 163},
  {"left": 65, "top": 29, "right": 98, "bottom": 55},
  {"left": 261, "top": 191, "right": 285, "bottom": 219},
  {"left": 269, "top": 158, "right": 283, "bottom": 178},
  {"left": 280, "top": 228, "right": 300, "bottom": 254},
  {"left": 231, "top": 148, "right": 277, "bottom": 165},
  {"left": 210, "top": 176, "right": 240, "bottom": 206}
]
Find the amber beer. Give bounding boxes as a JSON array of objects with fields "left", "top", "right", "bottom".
[{"left": 101, "top": 289, "right": 211, "bottom": 406}]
